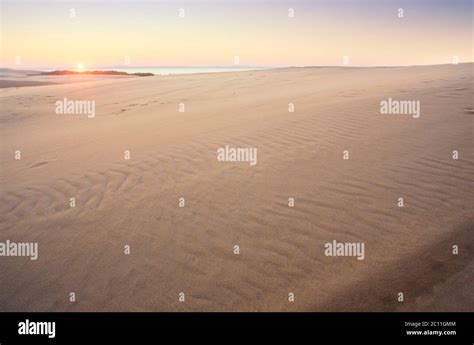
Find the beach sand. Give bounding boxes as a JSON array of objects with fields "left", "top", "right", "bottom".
[{"left": 0, "top": 64, "right": 472, "bottom": 311}]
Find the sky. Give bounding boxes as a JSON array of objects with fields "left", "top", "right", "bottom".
[{"left": 1, "top": 0, "right": 472, "bottom": 69}]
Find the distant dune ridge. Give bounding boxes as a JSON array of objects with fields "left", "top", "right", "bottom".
[
  {"left": 0, "top": 68, "right": 140, "bottom": 88},
  {"left": 0, "top": 64, "right": 472, "bottom": 311}
]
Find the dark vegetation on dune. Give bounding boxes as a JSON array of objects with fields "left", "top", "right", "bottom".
[{"left": 31, "top": 70, "right": 155, "bottom": 77}]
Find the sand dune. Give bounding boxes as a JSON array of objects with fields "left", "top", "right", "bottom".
[{"left": 0, "top": 64, "right": 472, "bottom": 311}]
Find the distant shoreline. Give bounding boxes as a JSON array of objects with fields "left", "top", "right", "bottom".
[{"left": 1, "top": 63, "right": 471, "bottom": 89}]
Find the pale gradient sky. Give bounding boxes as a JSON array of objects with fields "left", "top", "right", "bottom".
[{"left": 1, "top": 0, "right": 472, "bottom": 69}]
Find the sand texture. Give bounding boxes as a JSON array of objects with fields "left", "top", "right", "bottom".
[{"left": 0, "top": 64, "right": 472, "bottom": 311}]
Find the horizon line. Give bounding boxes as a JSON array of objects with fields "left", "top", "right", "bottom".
[{"left": 1, "top": 62, "right": 473, "bottom": 71}]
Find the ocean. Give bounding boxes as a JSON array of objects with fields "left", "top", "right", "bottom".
[
  {"left": 73, "top": 67, "right": 267, "bottom": 75},
  {"left": 113, "top": 67, "right": 267, "bottom": 75}
]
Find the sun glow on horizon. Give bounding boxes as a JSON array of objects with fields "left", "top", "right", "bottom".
[{"left": 1, "top": 1, "right": 472, "bottom": 68}]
